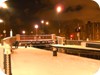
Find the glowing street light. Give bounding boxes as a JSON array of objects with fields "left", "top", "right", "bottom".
[
  {"left": 56, "top": 5, "right": 63, "bottom": 35},
  {"left": 34, "top": 24, "right": 39, "bottom": 35},
  {"left": 0, "top": 2, "right": 8, "bottom": 8},
  {"left": 22, "top": 30, "right": 26, "bottom": 35},
  {"left": 41, "top": 20, "right": 44, "bottom": 24},
  {"left": 0, "top": 19, "right": 6, "bottom": 37},
  {"left": 56, "top": 6, "right": 62, "bottom": 13},
  {"left": 0, "top": 1, "right": 8, "bottom": 37},
  {"left": 40, "top": 20, "right": 49, "bottom": 34},
  {"left": 0, "top": 19, "right": 3, "bottom": 23},
  {"left": 0, "top": 0, "right": 8, "bottom": 9},
  {"left": 45, "top": 21, "right": 49, "bottom": 25},
  {"left": 0, "top": 0, "right": 7, "bottom": 3},
  {"left": 34, "top": 24, "right": 38, "bottom": 29}
]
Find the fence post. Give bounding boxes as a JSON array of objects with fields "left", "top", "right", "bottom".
[{"left": 3, "top": 44, "right": 12, "bottom": 75}]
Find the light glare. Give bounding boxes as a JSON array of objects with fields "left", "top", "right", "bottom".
[
  {"left": 93, "top": 0, "right": 100, "bottom": 7},
  {"left": 0, "top": 0, "right": 7, "bottom": 3},
  {"left": 34, "top": 24, "right": 38, "bottom": 29},
  {"left": 41, "top": 20, "right": 44, "bottom": 24},
  {"left": 0, "top": 19, "right": 3, "bottom": 23},
  {"left": 0, "top": 2, "right": 8, "bottom": 8},
  {"left": 57, "top": 6, "right": 62, "bottom": 13}
]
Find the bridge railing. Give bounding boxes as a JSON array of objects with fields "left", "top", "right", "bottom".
[
  {"left": 16, "top": 34, "right": 56, "bottom": 41},
  {"left": 2, "top": 36, "right": 16, "bottom": 46},
  {"left": 65, "top": 40, "right": 83, "bottom": 45}
]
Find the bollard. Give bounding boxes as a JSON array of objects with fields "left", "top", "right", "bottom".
[
  {"left": 3, "top": 44, "right": 12, "bottom": 75},
  {"left": 52, "top": 47, "right": 57, "bottom": 56},
  {"left": 25, "top": 44, "right": 27, "bottom": 48}
]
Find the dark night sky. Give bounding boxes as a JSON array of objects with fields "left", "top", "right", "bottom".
[
  {"left": 8, "top": 0, "right": 43, "bottom": 20},
  {"left": 8, "top": 0, "right": 52, "bottom": 20},
  {"left": 5, "top": 0, "right": 54, "bottom": 30},
  {"left": 7, "top": 0, "right": 100, "bottom": 22},
  {"left": 4, "top": 0, "right": 48, "bottom": 34},
  {"left": 0, "top": 0, "right": 54, "bottom": 35},
  {"left": 0, "top": 0, "right": 100, "bottom": 35}
]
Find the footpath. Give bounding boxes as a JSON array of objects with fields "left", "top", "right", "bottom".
[{"left": 0, "top": 46, "right": 100, "bottom": 75}]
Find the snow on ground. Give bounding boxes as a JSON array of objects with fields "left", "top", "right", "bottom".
[
  {"left": 94, "top": 68, "right": 100, "bottom": 75},
  {"left": 0, "top": 69, "right": 6, "bottom": 75},
  {"left": 11, "top": 47, "right": 100, "bottom": 75}
]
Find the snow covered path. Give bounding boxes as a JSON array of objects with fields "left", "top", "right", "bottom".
[{"left": 11, "top": 47, "right": 100, "bottom": 75}]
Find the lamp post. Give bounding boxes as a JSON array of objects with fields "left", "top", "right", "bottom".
[
  {"left": 41, "top": 20, "right": 49, "bottom": 34},
  {"left": 34, "top": 24, "right": 39, "bottom": 35},
  {"left": 41, "top": 20, "right": 44, "bottom": 34},
  {"left": 76, "top": 26, "right": 81, "bottom": 40},
  {"left": 56, "top": 5, "right": 62, "bottom": 36},
  {"left": 10, "top": 29, "right": 13, "bottom": 37},
  {"left": 0, "top": 19, "right": 6, "bottom": 37},
  {"left": 0, "top": 1, "right": 8, "bottom": 37},
  {"left": 22, "top": 30, "right": 26, "bottom": 41}
]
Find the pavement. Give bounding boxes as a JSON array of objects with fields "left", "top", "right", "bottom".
[{"left": 0, "top": 46, "right": 100, "bottom": 75}]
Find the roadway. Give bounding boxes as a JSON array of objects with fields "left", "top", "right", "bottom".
[{"left": 0, "top": 46, "right": 100, "bottom": 75}]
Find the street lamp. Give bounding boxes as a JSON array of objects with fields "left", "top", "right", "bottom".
[
  {"left": 0, "top": 19, "right": 6, "bottom": 37},
  {"left": 0, "top": 0, "right": 8, "bottom": 9},
  {"left": 56, "top": 6, "right": 62, "bottom": 13},
  {"left": 0, "top": 1, "right": 8, "bottom": 37},
  {"left": 41, "top": 20, "right": 44, "bottom": 24},
  {"left": 0, "top": 2, "right": 8, "bottom": 8},
  {"left": 41, "top": 20, "right": 49, "bottom": 34},
  {"left": 0, "top": 19, "right": 3, "bottom": 23},
  {"left": 75, "top": 26, "right": 81, "bottom": 40},
  {"left": 45, "top": 21, "right": 49, "bottom": 25},
  {"left": 22, "top": 30, "right": 26, "bottom": 35},
  {"left": 56, "top": 5, "right": 62, "bottom": 36},
  {"left": 34, "top": 24, "right": 39, "bottom": 35},
  {"left": 41, "top": 20, "right": 44, "bottom": 34},
  {"left": 0, "top": 0, "right": 7, "bottom": 3}
]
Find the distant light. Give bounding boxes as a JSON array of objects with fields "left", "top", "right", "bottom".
[
  {"left": 41, "top": 20, "right": 44, "bottom": 24},
  {"left": 34, "top": 24, "right": 39, "bottom": 29},
  {"left": 0, "top": 19, "right": 3, "bottom": 23},
  {"left": 46, "top": 21, "right": 49, "bottom": 25},
  {"left": 55, "top": 4, "right": 64, "bottom": 13},
  {"left": 93, "top": 0, "right": 100, "bottom": 7},
  {"left": 0, "top": 0, "right": 7, "bottom": 3},
  {"left": 3, "top": 30, "right": 6, "bottom": 34},
  {"left": 0, "top": 2, "right": 8, "bottom": 8},
  {"left": 70, "top": 34, "right": 74, "bottom": 38},
  {"left": 22, "top": 30, "right": 25, "bottom": 34},
  {"left": 56, "top": 6, "right": 62, "bottom": 13}
]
